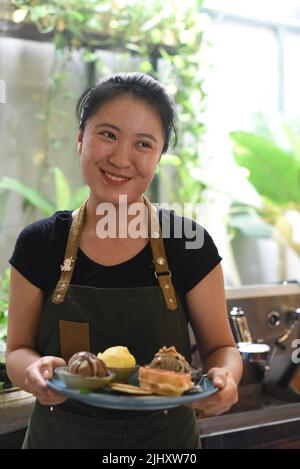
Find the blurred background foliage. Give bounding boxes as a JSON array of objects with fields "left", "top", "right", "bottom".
[
  {"left": 0, "top": 0, "right": 210, "bottom": 216},
  {"left": 230, "top": 124, "right": 300, "bottom": 258}
]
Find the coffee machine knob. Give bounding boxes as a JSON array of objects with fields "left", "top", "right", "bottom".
[{"left": 268, "top": 311, "right": 280, "bottom": 328}]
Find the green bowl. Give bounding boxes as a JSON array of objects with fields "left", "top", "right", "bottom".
[
  {"left": 108, "top": 365, "right": 139, "bottom": 383},
  {"left": 55, "top": 367, "right": 115, "bottom": 390}
]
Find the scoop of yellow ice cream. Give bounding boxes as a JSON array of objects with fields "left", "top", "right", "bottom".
[{"left": 97, "top": 346, "right": 136, "bottom": 368}]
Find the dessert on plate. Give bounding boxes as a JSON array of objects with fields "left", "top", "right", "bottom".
[
  {"left": 97, "top": 346, "right": 136, "bottom": 368},
  {"left": 97, "top": 346, "right": 137, "bottom": 382},
  {"left": 68, "top": 351, "right": 109, "bottom": 377},
  {"left": 139, "top": 367, "right": 193, "bottom": 396},
  {"left": 55, "top": 351, "right": 113, "bottom": 390},
  {"left": 139, "top": 346, "right": 193, "bottom": 396},
  {"left": 148, "top": 346, "right": 190, "bottom": 373}
]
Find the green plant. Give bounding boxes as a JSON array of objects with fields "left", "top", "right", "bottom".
[
  {"left": 230, "top": 129, "right": 300, "bottom": 257},
  {"left": 0, "top": 166, "right": 90, "bottom": 216}
]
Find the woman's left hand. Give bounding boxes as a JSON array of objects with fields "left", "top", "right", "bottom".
[{"left": 187, "top": 367, "right": 238, "bottom": 416}]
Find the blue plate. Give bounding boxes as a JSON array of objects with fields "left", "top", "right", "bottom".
[{"left": 47, "top": 373, "right": 218, "bottom": 411}]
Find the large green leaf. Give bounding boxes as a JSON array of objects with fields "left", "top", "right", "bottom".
[
  {"left": 230, "top": 131, "right": 300, "bottom": 205},
  {"left": 52, "top": 167, "right": 71, "bottom": 210},
  {"left": 0, "top": 177, "right": 54, "bottom": 215}
]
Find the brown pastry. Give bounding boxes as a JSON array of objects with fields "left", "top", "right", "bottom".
[
  {"left": 139, "top": 366, "right": 193, "bottom": 396},
  {"left": 149, "top": 346, "right": 190, "bottom": 373},
  {"left": 68, "top": 351, "right": 108, "bottom": 377}
]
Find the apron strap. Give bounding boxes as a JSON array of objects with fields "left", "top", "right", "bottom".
[
  {"left": 52, "top": 197, "right": 178, "bottom": 310},
  {"left": 51, "top": 201, "right": 86, "bottom": 304},
  {"left": 144, "top": 197, "right": 178, "bottom": 311}
]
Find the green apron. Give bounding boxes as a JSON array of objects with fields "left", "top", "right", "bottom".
[{"left": 22, "top": 198, "right": 198, "bottom": 449}]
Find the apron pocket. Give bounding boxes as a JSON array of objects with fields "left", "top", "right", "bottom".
[{"left": 59, "top": 320, "right": 90, "bottom": 362}]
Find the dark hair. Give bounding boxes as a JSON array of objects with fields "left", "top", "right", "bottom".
[{"left": 76, "top": 72, "right": 176, "bottom": 153}]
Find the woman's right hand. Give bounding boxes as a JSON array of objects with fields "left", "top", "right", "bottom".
[{"left": 24, "top": 356, "right": 68, "bottom": 405}]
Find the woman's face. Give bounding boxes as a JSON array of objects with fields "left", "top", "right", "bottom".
[{"left": 78, "top": 94, "right": 164, "bottom": 206}]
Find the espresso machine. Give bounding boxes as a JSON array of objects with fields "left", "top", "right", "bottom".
[
  {"left": 193, "top": 284, "right": 300, "bottom": 448},
  {"left": 226, "top": 283, "right": 300, "bottom": 389}
]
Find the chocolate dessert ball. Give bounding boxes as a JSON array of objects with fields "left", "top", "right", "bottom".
[
  {"left": 149, "top": 346, "right": 190, "bottom": 373},
  {"left": 68, "top": 351, "right": 108, "bottom": 377}
]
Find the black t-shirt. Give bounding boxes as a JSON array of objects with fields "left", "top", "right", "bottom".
[{"left": 9, "top": 209, "right": 222, "bottom": 313}]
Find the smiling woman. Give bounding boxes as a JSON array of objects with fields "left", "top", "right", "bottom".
[{"left": 6, "top": 72, "right": 242, "bottom": 449}]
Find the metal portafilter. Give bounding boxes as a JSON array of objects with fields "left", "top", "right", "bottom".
[
  {"left": 229, "top": 306, "right": 270, "bottom": 384},
  {"left": 229, "top": 307, "right": 253, "bottom": 343}
]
